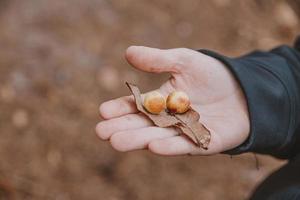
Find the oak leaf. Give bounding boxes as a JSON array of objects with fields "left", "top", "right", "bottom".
[{"left": 126, "top": 82, "right": 211, "bottom": 149}]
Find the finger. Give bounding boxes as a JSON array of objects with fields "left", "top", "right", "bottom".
[
  {"left": 99, "top": 88, "right": 170, "bottom": 120},
  {"left": 125, "top": 46, "right": 182, "bottom": 73},
  {"left": 148, "top": 136, "right": 217, "bottom": 156},
  {"left": 109, "top": 127, "right": 178, "bottom": 152},
  {"left": 99, "top": 95, "right": 137, "bottom": 119},
  {"left": 96, "top": 113, "right": 153, "bottom": 140}
]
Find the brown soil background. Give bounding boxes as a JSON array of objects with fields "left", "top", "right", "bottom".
[{"left": 0, "top": 0, "right": 299, "bottom": 199}]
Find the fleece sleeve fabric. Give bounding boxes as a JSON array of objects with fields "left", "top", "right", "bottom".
[{"left": 199, "top": 37, "right": 300, "bottom": 159}]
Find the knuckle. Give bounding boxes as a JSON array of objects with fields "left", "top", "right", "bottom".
[
  {"left": 178, "top": 47, "right": 191, "bottom": 54},
  {"left": 170, "top": 48, "right": 194, "bottom": 71},
  {"left": 173, "top": 59, "right": 185, "bottom": 71},
  {"left": 178, "top": 48, "right": 194, "bottom": 60}
]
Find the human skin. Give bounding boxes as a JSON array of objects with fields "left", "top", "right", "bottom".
[{"left": 95, "top": 46, "right": 250, "bottom": 156}]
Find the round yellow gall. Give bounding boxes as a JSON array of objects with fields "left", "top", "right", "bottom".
[
  {"left": 166, "top": 91, "right": 190, "bottom": 114},
  {"left": 143, "top": 91, "right": 166, "bottom": 114}
]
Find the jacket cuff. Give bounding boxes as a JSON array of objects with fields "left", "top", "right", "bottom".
[{"left": 198, "top": 49, "right": 293, "bottom": 158}]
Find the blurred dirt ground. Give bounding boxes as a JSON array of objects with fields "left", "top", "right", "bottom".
[{"left": 0, "top": 0, "right": 299, "bottom": 199}]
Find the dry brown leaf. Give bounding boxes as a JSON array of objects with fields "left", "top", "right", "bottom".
[{"left": 126, "top": 82, "right": 211, "bottom": 149}]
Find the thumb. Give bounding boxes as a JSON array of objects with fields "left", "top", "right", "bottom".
[{"left": 125, "top": 46, "right": 182, "bottom": 73}]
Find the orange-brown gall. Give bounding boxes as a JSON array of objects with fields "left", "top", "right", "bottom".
[
  {"left": 166, "top": 91, "right": 190, "bottom": 114},
  {"left": 143, "top": 91, "right": 166, "bottom": 114}
]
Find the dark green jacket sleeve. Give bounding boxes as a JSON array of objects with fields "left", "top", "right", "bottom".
[{"left": 199, "top": 37, "right": 300, "bottom": 159}]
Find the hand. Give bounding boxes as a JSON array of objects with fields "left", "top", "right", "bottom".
[{"left": 96, "top": 46, "right": 250, "bottom": 156}]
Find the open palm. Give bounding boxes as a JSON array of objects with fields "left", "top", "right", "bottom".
[{"left": 96, "top": 46, "right": 250, "bottom": 155}]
